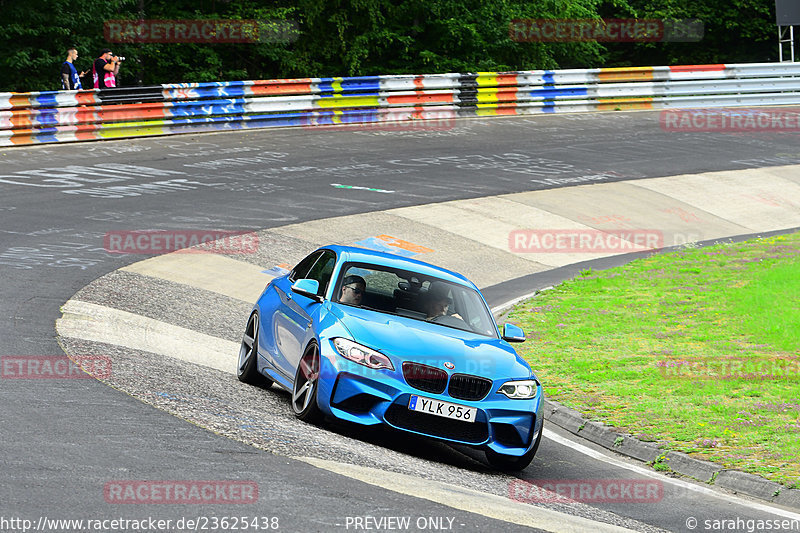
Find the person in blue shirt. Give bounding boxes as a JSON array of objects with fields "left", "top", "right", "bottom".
[{"left": 61, "top": 47, "right": 86, "bottom": 90}]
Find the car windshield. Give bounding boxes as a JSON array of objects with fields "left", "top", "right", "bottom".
[{"left": 334, "top": 262, "right": 498, "bottom": 338}]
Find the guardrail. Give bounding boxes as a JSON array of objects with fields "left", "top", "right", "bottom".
[{"left": 2, "top": 62, "right": 800, "bottom": 146}]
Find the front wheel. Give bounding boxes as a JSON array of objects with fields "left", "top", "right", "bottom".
[
  {"left": 485, "top": 419, "right": 543, "bottom": 471},
  {"left": 237, "top": 313, "right": 273, "bottom": 387},
  {"left": 292, "top": 342, "right": 323, "bottom": 423}
]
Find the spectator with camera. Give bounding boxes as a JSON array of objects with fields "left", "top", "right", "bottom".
[{"left": 92, "top": 48, "right": 123, "bottom": 89}]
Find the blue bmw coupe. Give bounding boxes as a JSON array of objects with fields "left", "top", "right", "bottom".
[{"left": 237, "top": 245, "right": 543, "bottom": 470}]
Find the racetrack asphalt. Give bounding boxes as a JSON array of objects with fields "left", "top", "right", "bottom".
[{"left": 2, "top": 111, "right": 800, "bottom": 532}]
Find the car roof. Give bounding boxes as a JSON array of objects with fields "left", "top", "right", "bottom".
[{"left": 321, "top": 245, "right": 475, "bottom": 288}]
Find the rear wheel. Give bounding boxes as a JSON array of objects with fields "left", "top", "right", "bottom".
[
  {"left": 485, "top": 419, "right": 543, "bottom": 471},
  {"left": 292, "top": 342, "right": 323, "bottom": 423},
  {"left": 237, "top": 313, "right": 273, "bottom": 387}
]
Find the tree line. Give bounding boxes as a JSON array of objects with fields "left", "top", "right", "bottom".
[{"left": 0, "top": 0, "right": 778, "bottom": 92}]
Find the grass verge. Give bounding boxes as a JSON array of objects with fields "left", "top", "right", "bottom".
[{"left": 508, "top": 231, "right": 800, "bottom": 486}]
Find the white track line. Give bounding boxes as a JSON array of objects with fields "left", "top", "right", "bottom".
[
  {"left": 544, "top": 428, "right": 800, "bottom": 520},
  {"left": 299, "top": 456, "right": 636, "bottom": 533}
]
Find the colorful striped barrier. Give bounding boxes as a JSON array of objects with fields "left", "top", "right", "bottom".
[{"left": 2, "top": 62, "right": 800, "bottom": 146}]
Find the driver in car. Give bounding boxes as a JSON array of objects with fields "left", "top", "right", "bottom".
[{"left": 339, "top": 275, "right": 366, "bottom": 306}]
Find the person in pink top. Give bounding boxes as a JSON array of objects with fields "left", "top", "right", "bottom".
[{"left": 92, "top": 48, "right": 121, "bottom": 88}]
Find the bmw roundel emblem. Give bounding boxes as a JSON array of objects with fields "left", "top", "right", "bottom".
[{"left": 444, "top": 362, "right": 455, "bottom": 370}]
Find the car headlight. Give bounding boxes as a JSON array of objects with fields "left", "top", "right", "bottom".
[
  {"left": 333, "top": 338, "right": 394, "bottom": 371},
  {"left": 498, "top": 379, "right": 539, "bottom": 399}
]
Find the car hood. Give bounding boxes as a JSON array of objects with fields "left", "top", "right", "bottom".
[{"left": 329, "top": 304, "right": 532, "bottom": 379}]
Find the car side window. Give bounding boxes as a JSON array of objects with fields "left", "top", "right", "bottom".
[
  {"left": 290, "top": 251, "right": 322, "bottom": 282},
  {"left": 305, "top": 250, "right": 336, "bottom": 296}
]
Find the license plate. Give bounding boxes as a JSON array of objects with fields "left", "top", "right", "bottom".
[{"left": 408, "top": 395, "right": 477, "bottom": 423}]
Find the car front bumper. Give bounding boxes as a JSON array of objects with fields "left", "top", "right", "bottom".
[{"left": 316, "top": 343, "right": 543, "bottom": 457}]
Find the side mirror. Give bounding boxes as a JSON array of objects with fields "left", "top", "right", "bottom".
[
  {"left": 502, "top": 323, "right": 526, "bottom": 343},
  {"left": 291, "top": 278, "right": 322, "bottom": 302}
]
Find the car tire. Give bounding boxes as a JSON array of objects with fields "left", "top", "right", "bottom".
[
  {"left": 292, "top": 342, "right": 323, "bottom": 423},
  {"left": 237, "top": 313, "right": 273, "bottom": 387},
  {"left": 485, "top": 419, "right": 543, "bottom": 471}
]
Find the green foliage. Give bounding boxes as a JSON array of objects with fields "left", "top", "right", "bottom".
[
  {"left": 652, "top": 455, "right": 671, "bottom": 472},
  {"left": 0, "top": 0, "right": 136, "bottom": 91},
  {"left": 603, "top": 0, "right": 777, "bottom": 64},
  {"left": 287, "top": 0, "right": 609, "bottom": 75},
  {"left": 731, "top": 258, "right": 800, "bottom": 352},
  {"left": 0, "top": 0, "right": 781, "bottom": 92}
]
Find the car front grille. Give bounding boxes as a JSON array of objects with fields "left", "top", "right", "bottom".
[
  {"left": 384, "top": 403, "right": 489, "bottom": 444},
  {"left": 402, "top": 362, "right": 447, "bottom": 394},
  {"left": 403, "top": 362, "right": 493, "bottom": 401},
  {"left": 448, "top": 373, "right": 493, "bottom": 401}
]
